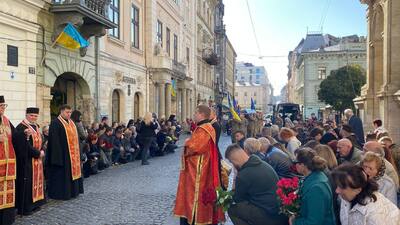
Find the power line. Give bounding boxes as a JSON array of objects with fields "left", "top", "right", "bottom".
[
  {"left": 319, "top": 0, "right": 332, "bottom": 31},
  {"left": 238, "top": 52, "right": 287, "bottom": 59},
  {"left": 245, "top": 0, "right": 262, "bottom": 57}
]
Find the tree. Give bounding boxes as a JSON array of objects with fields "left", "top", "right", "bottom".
[{"left": 318, "top": 65, "right": 366, "bottom": 112}]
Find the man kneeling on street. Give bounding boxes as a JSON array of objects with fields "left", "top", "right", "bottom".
[{"left": 225, "top": 144, "right": 289, "bottom": 225}]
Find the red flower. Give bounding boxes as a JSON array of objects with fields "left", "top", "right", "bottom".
[{"left": 202, "top": 188, "right": 217, "bottom": 205}]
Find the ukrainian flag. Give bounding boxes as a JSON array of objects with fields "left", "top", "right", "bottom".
[
  {"left": 228, "top": 94, "right": 241, "bottom": 121},
  {"left": 171, "top": 80, "right": 177, "bottom": 97},
  {"left": 54, "top": 23, "right": 89, "bottom": 50}
]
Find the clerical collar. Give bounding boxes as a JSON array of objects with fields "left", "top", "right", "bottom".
[{"left": 197, "top": 119, "right": 209, "bottom": 126}]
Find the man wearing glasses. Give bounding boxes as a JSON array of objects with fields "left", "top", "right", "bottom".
[{"left": 0, "top": 96, "right": 17, "bottom": 225}]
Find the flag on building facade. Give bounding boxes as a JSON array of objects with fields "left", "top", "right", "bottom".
[
  {"left": 54, "top": 23, "right": 89, "bottom": 50},
  {"left": 171, "top": 79, "right": 177, "bottom": 97},
  {"left": 228, "top": 94, "right": 241, "bottom": 121}
]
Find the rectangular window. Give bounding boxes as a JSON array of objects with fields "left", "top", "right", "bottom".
[
  {"left": 7, "top": 45, "right": 18, "bottom": 67},
  {"left": 157, "top": 20, "right": 163, "bottom": 46},
  {"left": 131, "top": 5, "right": 140, "bottom": 48},
  {"left": 108, "top": 0, "right": 120, "bottom": 38},
  {"left": 186, "top": 47, "right": 190, "bottom": 64},
  {"left": 173, "top": 34, "right": 178, "bottom": 62},
  {"left": 318, "top": 67, "right": 327, "bottom": 79},
  {"left": 166, "top": 28, "right": 171, "bottom": 56}
]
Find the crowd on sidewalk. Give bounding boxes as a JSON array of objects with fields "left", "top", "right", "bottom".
[
  {"left": 174, "top": 104, "right": 400, "bottom": 225},
  {"left": 0, "top": 95, "right": 193, "bottom": 225}
]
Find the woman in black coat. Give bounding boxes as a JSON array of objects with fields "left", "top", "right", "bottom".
[{"left": 137, "top": 112, "right": 158, "bottom": 165}]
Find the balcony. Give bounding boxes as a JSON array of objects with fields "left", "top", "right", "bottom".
[
  {"left": 215, "top": 25, "right": 226, "bottom": 35},
  {"left": 202, "top": 48, "right": 219, "bottom": 66},
  {"left": 172, "top": 61, "right": 187, "bottom": 80},
  {"left": 51, "top": 0, "right": 116, "bottom": 40}
]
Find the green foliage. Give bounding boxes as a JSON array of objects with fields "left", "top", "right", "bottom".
[
  {"left": 216, "top": 187, "right": 234, "bottom": 212},
  {"left": 318, "top": 65, "right": 366, "bottom": 112}
]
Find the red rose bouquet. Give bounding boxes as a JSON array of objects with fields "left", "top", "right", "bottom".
[{"left": 276, "top": 177, "right": 301, "bottom": 216}]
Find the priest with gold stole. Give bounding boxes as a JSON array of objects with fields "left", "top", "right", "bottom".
[
  {"left": 14, "top": 107, "right": 45, "bottom": 215},
  {"left": 0, "top": 96, "right": 16, "bottom": 225},
  {"left": 174, "top": 105, "right": 225, "bottom": 225},
  {"left": 47, "top": 104, "right": 83, "bottom": 200}
]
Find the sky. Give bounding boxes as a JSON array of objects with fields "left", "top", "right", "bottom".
[{"left": 224, "top": 0, "right": 368, "bottom": 96}]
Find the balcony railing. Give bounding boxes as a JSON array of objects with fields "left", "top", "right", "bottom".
[
  {"left": 172, "top": 61, "right": 187, "bottom": 80},
  {"left": 51, "top": 0, "right": 116, "bottom": 29},
  {"left": 202, "top": 49, "right": 219, "bottom": 66}
]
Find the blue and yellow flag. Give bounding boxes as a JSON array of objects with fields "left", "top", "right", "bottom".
[
  {"left": 251, "top": 97, "right": 256, "bottom": 111},
  {"left": 54, "top": 23, "right": 89, "bottom": 50},
  {"left": 171, "top": 80, "right": 177, "bottom": 97},
  {"left": 228, "top": 94, "right": 241, "bottom": 121}
]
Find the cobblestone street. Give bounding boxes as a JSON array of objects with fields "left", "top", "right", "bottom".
[{"left": 15, "top": 134, "right": 233, "bottom": 225}]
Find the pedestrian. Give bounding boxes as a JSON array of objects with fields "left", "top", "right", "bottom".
[
  {"left": 363, "top": 141, "right": 399, "bottom": 189},
  {"left": 136, "top": 112, "right": 158, "bottom": 165},
  {"left": 344, "top": 109, "right": 365, "bottom": 146},
  {"left": 332, "top": 164, "right": 400, "bottom": 225},
  {"left": 46, "top": 104, "right": 84, "bottom": 200},
  {"left": 361, "top": 152, "right": 397, "bottom": 205},
  {"left": 14, "top": 107, "right": 46, "bottom": 215},
  {"left": 290, "top": 148, "right": 336, "bottom": 225},
  {"left": 225, "top": 144, "right": 288, "bottom": 225},
  {"left": 0, "top": 96, "right": 16, "bottom": 225},
  {"left": 174, "top": 105, "right": 225, "bottom": 225},
  {"left": 279, "top": 127, "right": 300, "bottom": 157},
  {"left": 337, "top": 138, "right": 363, "bottom": 165}
]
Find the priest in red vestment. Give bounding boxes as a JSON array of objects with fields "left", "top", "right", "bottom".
[
  {"left": 174, "top": 105, "right": 225, "bottom": 225},
  {"left": 0, "top": 96, "right": 16, "bottom": 225}
]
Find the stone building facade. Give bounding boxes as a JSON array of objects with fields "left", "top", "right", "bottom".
[
  {"left": 99, "top": 0, "right": 147, "bottom": 123},
  {"left": 235, "top": 62, "right": 273, "bottom": 113},
  {"left": 355, "top": 0, "right": 400, "bottom": 142},
  {"left": 196, "top": 0, "right": 218, "bottom": 105},
  {"left": 0, "top": 0, "right": 236, "bottom": 125},
  {"left": 145, "top": 0, "right": 196, "bottom": 121},
  {"left": 287, "top": 33, "right": 367, "bottom": 119},
  {"left": 234, "top": 82, "right": 269, "bottom": 113},
  {"left": 0, "top": 0, "right": 115, "bottom": 125},
  {"left": 225, "top": 38, "right": 237, "bottom": 102}
]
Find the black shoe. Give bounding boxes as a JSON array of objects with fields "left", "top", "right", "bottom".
[{"left": 142, "top": 161, "right": 150, "bottom": 165}]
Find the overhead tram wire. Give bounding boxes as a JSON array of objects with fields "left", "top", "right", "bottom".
[
  {"left": 319, "top": 0, "right": 332, "bottom": 31},
  {"left": 245, "top": 0, "right": 262, "bottom": 58}
]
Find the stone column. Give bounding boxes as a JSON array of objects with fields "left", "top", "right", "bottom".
[
  {"left": 182, "top": 88, "right": 187, "bottom": 121},
  {"left": 165, "top": 83, "right": 172, "bottom": 118},
  {"left": 158, "top": 83, "right": 166, "bottom": 118},
  {"left": 188, "top": 89, "right": 192, "bottom": 118}
]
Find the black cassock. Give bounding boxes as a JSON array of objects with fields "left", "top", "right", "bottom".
[
  {"left": 0, "top": 117, "right": 15, "bottom": 225},
  {"left": 46, "top": 118, "right": 83, "bottom": 200},
  {"left": 13, "top": 123, "right": 45, "bottom": 215}
]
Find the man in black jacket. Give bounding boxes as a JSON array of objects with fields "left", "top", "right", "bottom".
[
  {"left": 225, "top": 144, "right": 288, "bottom": 225},
  {"left": 344, "top": 109, "right": 365, "bottom": 146}
]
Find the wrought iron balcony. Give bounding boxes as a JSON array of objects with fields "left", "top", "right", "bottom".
[
  {"left": 51, "top": 0, "right": 116, "bottom": 30},
  {"left": 172, "top": 61, "right": 187, "bottom": 80},
  {"left": 202, "top": 49, "right": 219, "bottom": 66},
  {"left": 215, "top": 25, "right": 226, "bottom": 35}
]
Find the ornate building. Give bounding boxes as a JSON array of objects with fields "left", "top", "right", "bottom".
[
  {"left": 196, "top": 0, "right": 218, "bottom": 105},
  {"left": 355, "top": 0, "right": 400, "bottom": 141},
  {"left": 287, "top": 33, "right": 367, "bottom": 119},
  {"left": 0, "top": 0, "right": 116, "bottom": 125},
  {"left": 146, "top": 0, "right": 196, "bottom": 120},
  {"left": 99, "top": 0, "right": 146, "bottom": 123}
]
